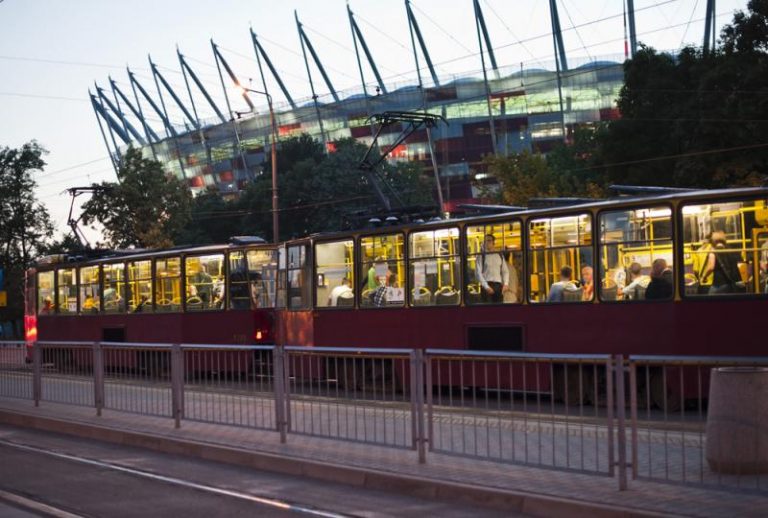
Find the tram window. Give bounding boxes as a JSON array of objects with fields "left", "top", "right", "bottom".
[
  {"left": 56, "top": 268, "right": 77, "bottom": 314},
  {"left": 409, "top": 228, "right": 461, "bottom": 306},
  {"left": 228, "top": 249, "right": 277, "bottom": 310},
  {"left": 359, "top": 233, "right": 405, "bottom": 308},
  {"left": 465, "top": 222, "right": 523, "bottom": 305},
  {"left": 154, "top": 257, "right": 181, "bottom": 312},
  {"left": 37, "top": 271, "right": 54, "bottom": 315},
  {"left": 682, "top": 198, "right": 768, "bottom": 297},
  {"left": 127, "top": 260, "right": 152, "bottom": 312},
  {"left": 316, "top": 240, "right": 355, "bottom": 308},
  {"left": 528, "top": 214, "right": 593, "bottom": 303},
  {"left": 79, "top": 266, "right": 101, "bottom": 314},
  {"left": 102, "top": 263, "right": 126, "bottom": 313},
  {"left": 599, "top": 207, "right": 673, "bottom": 302},
  {"left": 287, "top": 244, "right": 310, "bottom": 310},
  {"left": 185, "top": 254, "right": 224, "bottom": 311}
]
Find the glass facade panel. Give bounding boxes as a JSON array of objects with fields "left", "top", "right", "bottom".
[
  {"left": 228, "top": 249, "right": 278, "bottom": 310},
  {"left": 185, "top": 254, "right": 225, "bottom": 311},
  {"left": 154, "top": 257, "right": 181, "bottom": 312},
  {"left": 127, "top": 260, "right": 152, "bottom": 312},
  {"left": 465, "top": 221, "right": 523, "bottom": 305},
  {"left": 408, "top": 228, "right": 461, "bottom": 306},
  {"left": 56, "top": 268, "right": 77, "bottom": 314},
  {"left": 102, "top": 263, "right": 126, "bottom": 313},
  {"left": 37, "top": 271, "right": 54, "bottom": 315},
  {"left": 682, "top": 199, "right": 768, "bottom": 296},
  {"left": 528, "top": 214, "right": 593, "bottom": 303},
  {"left": 79, "top": 265, "right": 101, "bottom": 314},
  {"left": 599, "top": 207, "right": 673, "bottom": 301},
  {"left": 316, "top": 240, "right": 355, "bottom": 308},
  {"left": 359, "top": 233, "right": 405, "bottom": 308}
]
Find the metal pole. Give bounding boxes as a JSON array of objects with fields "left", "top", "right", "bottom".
[
  {"left": 273, "top": 345, "right": 287, "bottom": 444},
  {"left": 94, "top": 342, "right": 104, "bottom": 417},
  {"left": 411, "top": 349, "right": 427, "bottom": 464},
  {"left": 32, "top": 342, "right": 41, "bottom": 407},
  {"left": 269, "top": 96, "right": 280, "bottom": 243},
  {"left": 615, "top": 354, "right": 628, "bottom": 490},
  {"left": 474, "top": 0, "right": 498, "bottom": 155},
  {"left": 171, "top": 343, "right": 183, "bottom": 429}
]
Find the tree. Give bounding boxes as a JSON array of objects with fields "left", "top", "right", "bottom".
[
  {"left": 81, "top": 147, "right": 192, "bottom": 248},
  {"left": 598, "top": 1, "right": 768, "bottom": 188},
  {"left": 0, "top": 142, "right": 55, "bottom": 337},
  {"left": 484, "top": 150, "right": 559, "bottom": 206},
  {"left": 187, "top": 135, "right": 435, "bottom": 244}
]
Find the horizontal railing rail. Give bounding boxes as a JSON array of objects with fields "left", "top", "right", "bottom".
[{"left": 0, "top": 340, "right": 765, "bottom": 495}]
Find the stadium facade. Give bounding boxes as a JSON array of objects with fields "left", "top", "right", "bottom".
[{"left": 88, "top": 1, "right": 717, "bottom": 208}]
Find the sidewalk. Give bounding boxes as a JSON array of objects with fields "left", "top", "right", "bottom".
[{"left": 0, "top": 397, "right": 765, "bottom": 518}]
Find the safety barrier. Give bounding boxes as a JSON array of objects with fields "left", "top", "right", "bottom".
[
  {"left": 0, "top": 341, "right": 32, "bottom": 400},
  {"left": 1, "top": 341, "right": 767, "bottom": 495},
  {"left": 627, "top": 355, "right": 768, "bottom": 494}
]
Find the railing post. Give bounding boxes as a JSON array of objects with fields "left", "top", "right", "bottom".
[
  {"left": 170, "top": 343, "right": 183, "bottom": 429},
  {"left": 410, "top": 348, "right": 427, "bottom": 464},
  {"left": 93, "top": 342, "right": 104, "bottom": 417},
  {"left": 32, "top": 341, "right": 41, "bottom": 407},
  {"left": 273, "top": 345, "right": 288, "bottom": 444},
  {"left": 425, "top": 354, "right": 434, "bottom": 452},
  {"left": 615, "top": 354, "right": 628, "bottom": 490},
  {"left": 629, "top": 359, "right": 638, "bottom": 481}
]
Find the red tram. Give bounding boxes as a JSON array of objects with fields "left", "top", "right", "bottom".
[{"left": 26, "top": 188, "right": 768, "bottom": 403}]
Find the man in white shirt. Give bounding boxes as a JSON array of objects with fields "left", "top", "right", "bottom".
[
  {"left": 328, "top": 278, "right": 353, "bottom": 306},
  {"left": 475, "top": 234, "right": 509, "bottom": 303}
]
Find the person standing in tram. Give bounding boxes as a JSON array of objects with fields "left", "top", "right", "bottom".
[
  {"left": 701, "top": 231, "right": 743, "bottom": 294},
  {"left": 645, "top": 258, "right": 673, "bottom": 299},
  {"left": 475, "top": 234, "right": 509, "bottom": 303},
  {"left": 580, "top": 265, "right": 594, "bottom": 301}
]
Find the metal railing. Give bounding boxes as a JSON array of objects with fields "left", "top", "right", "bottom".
[
  {"left": 627, "top": 355, "right": 768, "bottom": 494},
  {"left": 1, "top": 341, "right": 767, "bottom": 495},
  {"left": 425, "top": 350, "right": 615, "bottom": 476},
  {"left": 0, "top": 341, "right": 32, "bottom": 400}
]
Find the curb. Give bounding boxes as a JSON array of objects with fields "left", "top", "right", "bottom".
[{"left": 0, "top": 409, "right": 669, "bottom": 518}]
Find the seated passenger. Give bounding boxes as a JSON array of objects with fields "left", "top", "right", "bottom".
[
  {"left": 580, "top": 265, "right": 594, "bottom": 301},
  {"left": 328, "top": 278, "right": 353, "bottom": 306},
  {"left": 701, "top": 231, "right": 743, "bottom": 294},
  {"left": 547, "top": 266, "right": 577, "bottom": 302},
  {"left": 645, "top": 258, "right": 673, "bottom": 300},
  {"left": 622, "top": 262, "right": 648, "bottom": 300}
]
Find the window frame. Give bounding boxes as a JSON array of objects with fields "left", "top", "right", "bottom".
[
  {"left": 463, "top": 218, "right": 524, "bottom": 307},
  {"left": 526, "top": 211, "right": 595, "bottom": 305},
  {"left": 596, "top": 203, "right": 675, "bottom": 304},
  {"left": 101, "top": 261, "right": 127, "bottom": 314},
  {"left": 678, "top": 195, "right": 768, "bottom": 301},
  {"left": 227, "top": 246, "right": 279, "bottom": 311},
  {"left": 286, "top": 241, "right": 311, "bottom": 311},
  {"left": 55, "top": 266, "right": 78, "bottom": 315},
  {"left": 153, "top": 255, "right": 182, "bottom": 312},
  {"left": 407, "top": 225, "right": 462, "bottom": 308},
  {"left": 358, "top": 231, "right": 407, "bottom": 310},
  {"left": 36, "top": 269, "right": 55, "bottom": 316},
  {"left": 314, "top": 237, "right": 357, "bottom": 310},
  {"left": 184, "top": 253, "right": 226, "bottom": 312}
]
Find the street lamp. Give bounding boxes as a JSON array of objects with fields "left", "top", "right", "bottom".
[{"left": 239, "top": 86, "right": 279, "bottom": 243}]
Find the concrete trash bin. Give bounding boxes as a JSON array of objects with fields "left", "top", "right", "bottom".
[{"left": 706, "top": 367, "right": 768, "bottom": 474}]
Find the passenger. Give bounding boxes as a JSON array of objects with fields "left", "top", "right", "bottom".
[
  {"left": 503, "top": 253, "right": 520, "bottom": 303},
  {"left": 328, "top": 278, "right": 353, "bottom": 306},
  {"left": 622, "top": 262, "right": 648, "bottom": 300},
  {"left": 82, "top": 295, "right": 98, "bottom": 312},
  {"left": 701, "top": 231, "right": 742, "bottom": 294},
  {"left": 645, "top": 258, "right": 673, "bottom": 300},
  {"left": 134, "top": 295, "right": 150, "bottom": 313},
  {"left": 580, "top": 265, "right": 594, "bottom": 301},
  {"left": 475, "top": 234, "right": 509, "bottom": 303},
  {"left": 191, "top": 264, "right": 213, "bottom": 305},
  {"left": 41, "top": 296, "right": 53, "bottom": 314},
  {"left": 547, "top": 265, "right": 577, "bottom": 302},
  {"left": 367, "top": 257, "right": 395, "bottom": 291},
  {"left": 761, "top": 240, "right": 768, "bottom": 293}
]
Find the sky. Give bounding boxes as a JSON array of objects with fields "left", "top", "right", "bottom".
[{"left": 0, "top": 0, "right": 749, "bottom": 242}]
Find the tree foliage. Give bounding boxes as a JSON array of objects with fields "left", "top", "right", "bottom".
[
  {"left": 177, "top": 136, "right": 434, "bottom": 245},
  {"left": 0, "top": 141, "right": 54, "bottom": 330},
  {"left": 81, "top": 147, "right": 192, "bottom": 249}
]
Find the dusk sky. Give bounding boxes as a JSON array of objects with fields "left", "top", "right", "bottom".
[{"left": 0, "top": 0, "right": 748, "bottom": 240}]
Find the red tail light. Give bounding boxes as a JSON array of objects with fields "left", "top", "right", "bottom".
[{"left": 24, "top": 315, "right": 37, "bottom": 343}]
